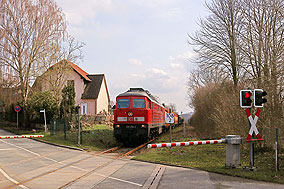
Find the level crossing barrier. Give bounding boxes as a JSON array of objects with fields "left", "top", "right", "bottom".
[
  {"left": 0, "top": 135, "right": 44, "bottom": 139},
  {"left": 148, "top": 135, "right": 242, "bottom": 168},
  {"left": 147, "top": 139, "right": 225, "bottom": 148}
]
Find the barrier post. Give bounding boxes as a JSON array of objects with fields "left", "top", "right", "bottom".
[
  {"left": 225, "top": 135, "right": 242, "bottom": 168},
  {"left": 148, "top": 136, "right": 243, "bottom": 168}
]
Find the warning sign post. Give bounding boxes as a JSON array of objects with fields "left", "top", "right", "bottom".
[
  {"left": 166, "top": 113, "right": 175, "bottom": 143},
  {"left": 14, "top": 106, "right": 21, "bottom": 129},
  {"left": 244, "top": 108, "right": 263, "bottom": 170},
  {"left": 240, "top": 88, "right": 266, "bottom": 170}
]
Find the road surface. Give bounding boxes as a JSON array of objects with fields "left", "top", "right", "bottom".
[{"left": 0, "top": 129, "right": 283, "bottom": 189}]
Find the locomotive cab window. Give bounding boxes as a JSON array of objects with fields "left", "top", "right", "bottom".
[
  {"left": 117, "top": 99, "right": 129, "bottom": 108},
  {"left": 133, "top": 99, "right": 145, "bottom": 108},
  {"left": 147, "top": 101, "right": 151, "bottom": 109}
]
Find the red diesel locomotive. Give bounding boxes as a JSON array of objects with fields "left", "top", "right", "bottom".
[{"left": 113, "top": 88, "right": 168, "bottom": 143}]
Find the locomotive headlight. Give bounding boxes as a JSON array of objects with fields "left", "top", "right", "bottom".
[
  {"left": 141, "top": 125, "right": 145, "bottom": 128},
  {"left": 115, "top": 125, "right": 120, "bottom": 128}
]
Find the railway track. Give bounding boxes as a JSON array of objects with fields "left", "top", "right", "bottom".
[
  {"left": 59, "top": 138, "right": 156, "bottom": 188},
  {"left": 7, "top": 138, "right": 156, "bottom": 189}
]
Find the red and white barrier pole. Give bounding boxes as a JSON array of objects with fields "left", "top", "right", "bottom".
[
  {"left": 0, "top": 135, "right": 44, "bottom": 139},
  {"left": 147, "top": 139, "right": 225, "bottom": 148}
]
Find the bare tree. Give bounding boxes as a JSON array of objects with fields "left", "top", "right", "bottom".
[
  {"left": 33, "top": 60, "right": 73, "bottom": 102},
  {"left": 187, "top": 0, "right": 284, "bottom": 137},
  {"left": 34, "top": 34, "right": 86, "bottom": 103},
  {"left": 238, "top": 0, "right": 284, "bottom": 127},
  {"left": 189, "top": 0, "right": 243, "bottom": 86},
  {"left": 187, "top": 66, "right": 229, "bottom": 108},
  {"left": 0, "top": 0, "right": 71, "bottom": 126},
  {"left": 165, "top": 103, "right": 177, "bottom": 113},
  {"left": 62, "top": 35, "right": 85, "bottom": 64}
]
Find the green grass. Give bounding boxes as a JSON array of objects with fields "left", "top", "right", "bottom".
[
  {"left": 0, "top": 121, "right": 116, "bottom": 151},
  {"left": 134, "top": 125, "right": 284, "bottom": 184}
]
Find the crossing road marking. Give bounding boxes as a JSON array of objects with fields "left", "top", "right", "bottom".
[
  {"left": 0, "top": 139, "right": 40, "bottom": 156},
  {"left": 0, "top": 168, "right": 29, "bottom": 189},
  {"left": 0, "top": 139, "right": 142, "bottom": 187},
  {"left": 0, "top": 148, "right": 14, "bottom": 151}
]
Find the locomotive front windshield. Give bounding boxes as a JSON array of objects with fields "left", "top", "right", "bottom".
[
  {"left": 117, "top": 99, "right": 129, "bottom": 108},
  {"left": 133, "top": 99, "right": 145, "bottom": 108}
]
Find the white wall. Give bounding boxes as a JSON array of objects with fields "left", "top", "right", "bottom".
[{"left": 97, "top": 77, "right": 109, "bottom": 114}]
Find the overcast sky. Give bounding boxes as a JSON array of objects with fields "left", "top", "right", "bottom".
[{"left": 55, "top": 0, "right": 209, "bottom": 114}]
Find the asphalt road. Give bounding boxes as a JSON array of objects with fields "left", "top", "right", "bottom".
[{"left": 0, "top": 129, "right": 283, "bottom": 189}]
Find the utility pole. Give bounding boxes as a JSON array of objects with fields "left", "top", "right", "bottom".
[{"left": 181, "top": 112, "right": 186, "bottom": 137}]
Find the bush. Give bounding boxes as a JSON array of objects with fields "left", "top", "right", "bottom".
[
  {"left": 189, "top": 81, "right": 284, "bottom": 148},
  {"left": 27, "top": 91, "right": 59, "bottom": 124},
  {"left": 190, "top": 83, "right": 219, "bottom": 138},
  {"left": 190, "top": 82, "right": 247, "bottom": 138}
]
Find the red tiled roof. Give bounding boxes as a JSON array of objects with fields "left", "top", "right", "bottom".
[{"left": 61, "top": 59, "right": 91, "bottom": 82}]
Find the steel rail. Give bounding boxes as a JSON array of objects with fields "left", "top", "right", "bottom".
[{"left": 59, "top": 138, "right": 157, "bottom": 189}]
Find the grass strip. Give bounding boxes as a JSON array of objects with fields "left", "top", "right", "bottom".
[
  {"left": 0, "top": 121, "right": 116, "bottom": 151},
  {"left": 134, "top": 125, "right": 284, "bottom": 184}
]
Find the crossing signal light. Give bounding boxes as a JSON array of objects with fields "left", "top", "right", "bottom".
[
  {"left": 254, "top": 89, "right": 267, "bottom": 107},
  {"left": 240, "top": 90, "right": 252, "bottom": 108}
]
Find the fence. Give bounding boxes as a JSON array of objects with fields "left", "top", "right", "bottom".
[
  {"left": 239, "top": 127, "right": 283, "bottom": 171},
  {"left": 260, "top": 128, "right": 284, "bottom": 149},
  {"left": 49, "top": 116, "right": 115, "bottom": 149},
  {"left": 50, "top": 120, "right": 69, "bottom": 139}
]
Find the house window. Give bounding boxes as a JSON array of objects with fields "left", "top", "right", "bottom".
[{"left": 81, "top": 103, "right": 87, "bottom": 115}]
